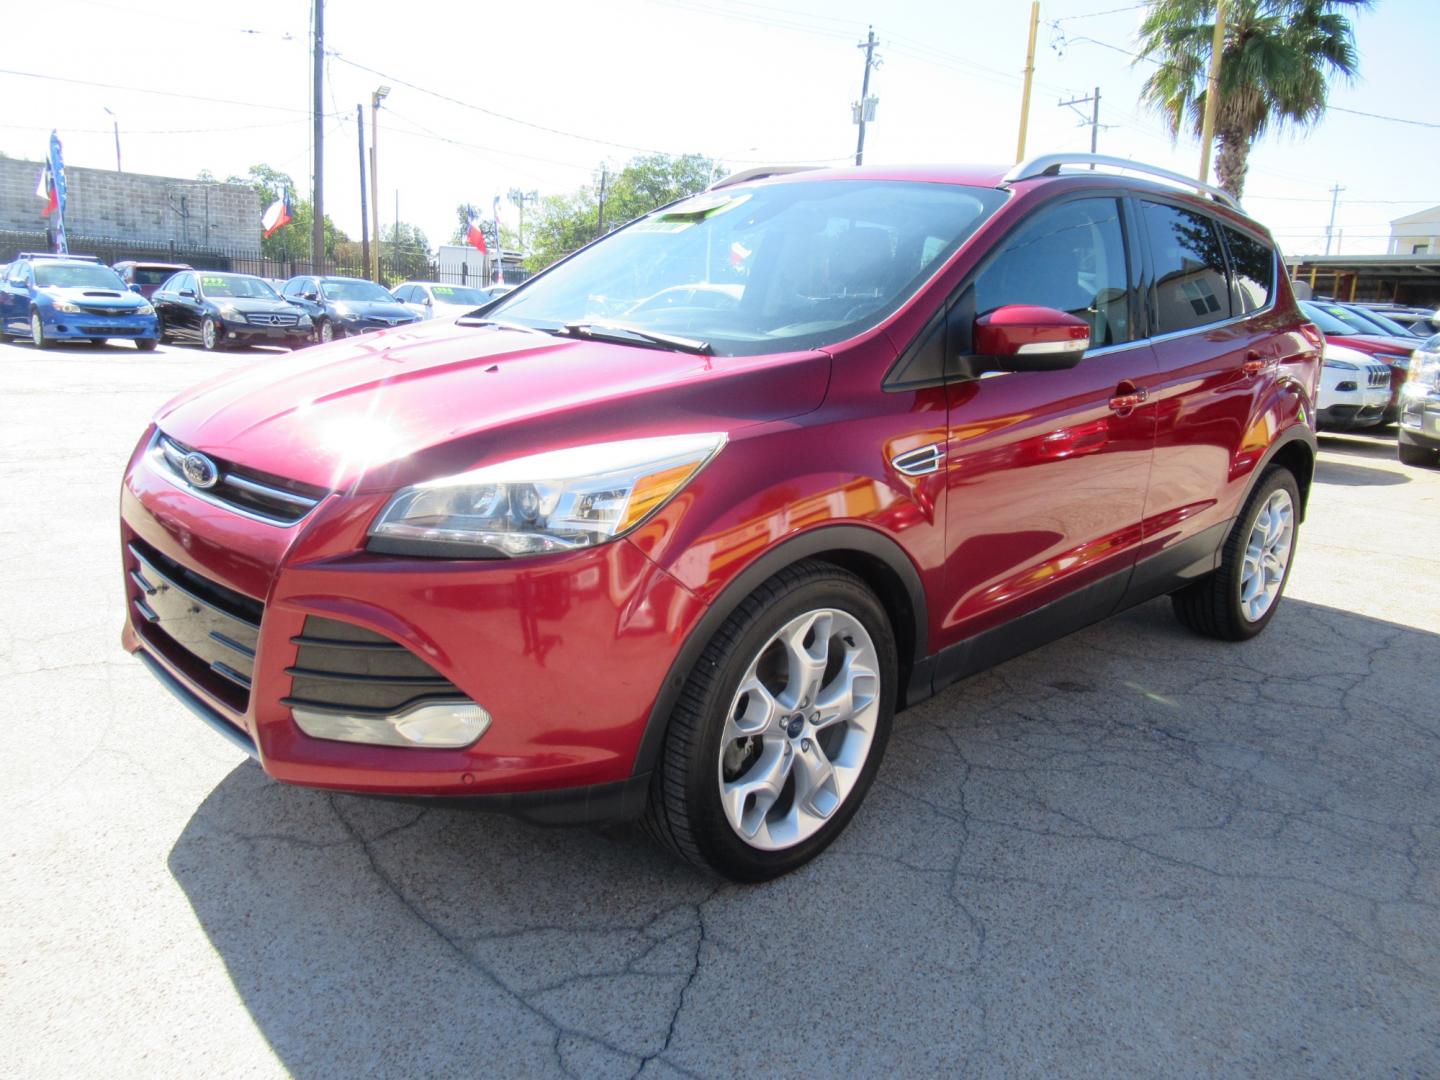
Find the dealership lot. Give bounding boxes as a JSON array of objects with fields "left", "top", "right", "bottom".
[{"left": 2, "top": 341, "right": 1438, "bottom": 1077}]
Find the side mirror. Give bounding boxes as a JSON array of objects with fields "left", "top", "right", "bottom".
[
  {"left": 972, "top": 305, "right": 1090, "bottom": 373},
  {"left": 178, "top": 288, "right": 196, "bottom": 298},
  {"left": 128, "top": 283, "right": 143, "bottom": 294},
  {"left": 302, "top": 291, "right": 318, "bottom": 302},
  {"left": 424, "top": 296, "right": 433, "bottom": 306}
]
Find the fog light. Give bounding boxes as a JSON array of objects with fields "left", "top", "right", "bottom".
[{"left": 291, "top": 699, "right": 492, "bottom": 748}]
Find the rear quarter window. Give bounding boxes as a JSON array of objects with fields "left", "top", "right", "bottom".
[
  {"left": 1221, "top": 226, "right": 1275, "bottom": 314},
  {"left": 1140, "top": 201, "right": 1231, "bottom": 334}
]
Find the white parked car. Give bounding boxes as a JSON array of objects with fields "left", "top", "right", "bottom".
[
  {"left": 390, "top": 282, "right": 496, "bottom": 320},
  {"left": 1316, "top": 342, "right": 1391, "bottom": 431}
]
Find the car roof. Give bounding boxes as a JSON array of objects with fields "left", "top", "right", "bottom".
[{"left": 116, "top": 261, "right": 191, "bottom": 269}]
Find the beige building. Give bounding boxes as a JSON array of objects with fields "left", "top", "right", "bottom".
[{"left": 1388, "top": 205, "right": 1440, "bottom": 256}]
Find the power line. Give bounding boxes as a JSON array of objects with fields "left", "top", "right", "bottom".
[
  {"left": 0, "top": 67, "right": 339, "bottom": 116},
  {"left": 1051, "top": 3, "right": 1149, "bottom": 21},
  {"left": 0, "top": 119, "right": 308, "bottom": 137}
]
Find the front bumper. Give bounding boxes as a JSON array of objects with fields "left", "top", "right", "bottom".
[
  {"left": 119, "top": 434, "right": 705, "bottom": 812},
  {"left": 43, "top": 309, "right": 157, "bottom": 340},
  {"left": 221, "top": 320, "right": 311, "bottom": 345},
  {"left": 1398, "top": 392, "right": 1440, "bottom": 449}
]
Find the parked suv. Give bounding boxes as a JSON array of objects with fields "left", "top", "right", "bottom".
[
  {"left": 1398, "top": 332, "right": 1440, "bottom": 466},
  {"left": 120, "top": 156, "right": 1319, "bottom": 881}
]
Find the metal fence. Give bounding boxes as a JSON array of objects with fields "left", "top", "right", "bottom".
[{"left": 0, "top": 230, "right": 530, "bottom": 288}]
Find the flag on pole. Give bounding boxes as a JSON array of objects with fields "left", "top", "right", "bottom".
[
  {"left": 465, "top": 211, "right": 488, "bottom": 254},
  {"left": 261, "top": 190, "right": 293, "bottom": 238},
  {"left": 492, "top": 195, "right": 503, "bottom": 284},
  {"left": 48, "top": 131, "right": 68, "bottom": 254},
  {"left": 35, "top": 164, "right": 58, "bottom": 217}
]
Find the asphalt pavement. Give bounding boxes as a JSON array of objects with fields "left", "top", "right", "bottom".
[{"left": 2, "top": 338, "right": 1438, "bottom": 1078}]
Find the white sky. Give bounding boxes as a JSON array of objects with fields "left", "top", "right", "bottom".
[{"left": 5, "top": 0, "right": 1434, "bottom": 257}]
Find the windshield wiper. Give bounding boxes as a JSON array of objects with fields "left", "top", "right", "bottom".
[
  {"left": 453, "top": 316, "right": 551, "bottom": 337},
  {"left": 559, "top": 321, "right": 712, "bottom": 354}
]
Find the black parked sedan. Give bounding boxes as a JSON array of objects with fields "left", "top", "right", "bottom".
[
  {"left": 153, "top": 271, "right": 313, "bottom": 350},
  {"left": 279, "top": 274, "right": 420, "bottom": 342}
]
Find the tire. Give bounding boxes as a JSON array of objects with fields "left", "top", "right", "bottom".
[
  {"left": 1172, "top": 466, "right": 1301, "bottom": 641},
  {"left": 642, "top": 560, "right": 898, "bottom": 882},
  {"left": 30, "top": 312, "right": 52, "bottom": 349},
  {"left": 1398, "top": 439, "right": 1439, "bottom": 467},
  {"left": 316, "top": 319, "right": 334, "bottom": 344},
  {"left": 201, "top": 316, "right": 222, "bottom": 351},
  {"left": 135, "top": 338, "right": 157, "bottom": 352}
]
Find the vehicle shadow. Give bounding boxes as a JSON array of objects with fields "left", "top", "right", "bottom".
[
  {"left": 1318, "top": 431, "right": 1397, "bottom": 459},
  {"left": 168, "top": 596, "right": 1440, "bottom": 1077},
  {"left": 1313, "top": 458, "right": 1408, "bottom": 487}
]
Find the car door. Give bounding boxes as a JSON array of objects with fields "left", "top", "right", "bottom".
[
  {"left": 169, "top": 273, "right": 201, "bottom": 338},
  {"left": 1, "top": 261, "right": 31, "bottom": 335},
  {"left": 937, "top": 195, "right": 1157, "bottom": 673},
  {"left": 151, "top": 273, "right": 180, "bottom": 335},
  {"left": 1131, "top": 199, "right": 1284, "bottom": 587}
]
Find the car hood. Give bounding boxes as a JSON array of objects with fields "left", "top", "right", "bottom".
[
  {"left": 153, "top": 317, "right": 831, "bottom": 494},
  {"left": 45, "top": 286, "right": 146, "bottom": 309},
  {"left": 1328, "top": 333, "right": 1418, "bottom": 354},
  {"left": 328, "top": 299, "right": 414, "bottom": 320},
  {"left": 222, "top": 297, "right": 307, "bottom": 316}
]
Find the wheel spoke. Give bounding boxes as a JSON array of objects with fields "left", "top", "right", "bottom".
[
  {"left": 721, "top": 740, "right": 793, "bottom": 838},
  {"left": 792, "top": 737, "right": 840, "bottom": 819},
  {"left": 724, "top": 678, "right": 781, "bottom": 741},
  {"left": 779, "top": 611, "right": 832, "bottom": 708},
  {"left": 813, "top": 651, "right": 878, "bottom": 730}
]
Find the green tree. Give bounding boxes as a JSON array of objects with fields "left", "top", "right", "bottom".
[
  {"left": 219, "top": 164, "right": 349, "bottom": 260},
  {"left": 525, "top": 153, "right": 725, "bottom": 272},
  {"left": 1136, "top": 0, "right": 1367, "bottom": 199}
]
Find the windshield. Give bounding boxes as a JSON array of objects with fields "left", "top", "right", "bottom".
[
  {"left": 429, "top": 285, "right": 489, "bottom": 305},
  {"left": 1301, "top": 301, "right": 1364, "bottom": 336},
  {"left": 1348, "top": 307, "right": 1417, "bottom": 337},
  {"left": 35, "top": 263, "right": 125, "bottom": 290},
  {"left": 1313, "top": 302, "right": 1386, "bottom": 336},
  {"left": 322, "top": 279, "right": 397, "bottom": 302},
  {"left": 201, "top": 274, "right": 280, "bottom": 300},
  {"left": 491, "top": 179, "right": 1006, "bottom": 356}
]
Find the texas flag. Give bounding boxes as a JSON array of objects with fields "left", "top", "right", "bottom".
[
  {"left": 465, "top": 212, "right": 488, "bottom": 254},
  {"left": 261, "top": 190, "right": 293, "bottom": 238},
  {"left": 35, "top": 164, "right": 57, "bottom": 217}
]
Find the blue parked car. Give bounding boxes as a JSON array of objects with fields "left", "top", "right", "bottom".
[{"left": 1, "top": 253, "right": 159, "bottom": 350}]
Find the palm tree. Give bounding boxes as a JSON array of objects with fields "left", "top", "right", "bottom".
[{"left": 1136, "top": 0, "right": 1368, "bottom": 198}]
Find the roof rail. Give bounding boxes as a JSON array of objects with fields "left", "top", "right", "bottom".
[
  {"left": 1001, "top": 153, "right": 1241, "bottom": 211},
  {"left": 710, "top": 165, "right": 821, "bottom": 190},
  {"left": 18, "top": 251, "right": 102, "bottom": 262}
]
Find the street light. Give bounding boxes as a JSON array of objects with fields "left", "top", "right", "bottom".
[
  {"left": 103, "top": 107, "right": 121, "bottom": 172},
  {"left": 369, "top": 85, "right": 390, "bottom": 281}
]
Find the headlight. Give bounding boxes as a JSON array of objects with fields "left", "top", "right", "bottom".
[
  {"left": 134, "top": 302, "right": 154, "bottom": 316},
  {"left": 1375, "top": 353, "right": 1411, "bottom": 370},
  {"left": 298, "top": 313, "right": 313, "bottom": 326},
  {"left": 368, "top": 433, "right": 726, "bottom": 558},
  {"left": 54, "top": 300, "right": 81, "bottom": 313},
  {"left": 218, "top": 304, "right": 245, "bottom": 323},
  {"left": 1409, "top": 354, "right": 1440, "bottom": 390},
  {"left": 1322, "top": 358, "right": 1358, "bottom": 370}
]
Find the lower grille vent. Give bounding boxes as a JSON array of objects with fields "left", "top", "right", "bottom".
[{"left": 282, "top": 616, "right": 469, "bottom": 717}]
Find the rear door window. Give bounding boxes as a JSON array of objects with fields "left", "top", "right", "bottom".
[
  {"left": 1220, "top": 225, "right": 1274, "bottom": 314},
  {"left": 973, "top": 197, "right": 1134, "bottom": 348},
  {"left": 1140, "top": 201, "right": 1231, "bottom": 333}
]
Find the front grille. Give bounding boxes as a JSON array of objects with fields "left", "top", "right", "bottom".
[
  {"left": 1367, "top": 366, "right": 1391, "bottom": 389},
  {"left": 151, "top": 432, "right": 326, "bottom": 525},
  {"left": 281, "top": 616, "right": 470, "bottom": 718},
  {"left": 241, "top": 312, "right": 301, "bottom": 327},
  {"left": 79, "top": 304, "right": 134, "bottom": 315},
  {"left": 80, "top": 325, "right": 141, "bottom": 334},
  {"left": 128, "top": 538, "right": 262, "bottom": 712}
]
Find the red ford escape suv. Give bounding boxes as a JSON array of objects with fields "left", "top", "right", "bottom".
[{"left": 120, "top": 155, "right": 1320, "bottom": 881}]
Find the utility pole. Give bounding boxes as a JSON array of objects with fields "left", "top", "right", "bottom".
[
  {"left": 103, "top": 107, "right": 121, "bottom": 172},
  {"left": 1324, "top": 184, "right": 1344, "bottom": 256},
  {"left": 1015, "top": 1, "right": 1040, "bottom": 163},
  {"left": 853, "top": 27, "right": 880, "bottom": 166},
  {"left": 311, "top": 0, "right": 324, "bottom": 273},
  {"left": 596, "top": 166, "right": 607, "bottom": 238},
  {"left": 509, "top": 188, "right": 538, "bottom": 252},
  {"left": 369, "top": 85, "right": 389, "bottom": 281},
  {"left": 1058, "top": 87, "right": 1103, "bottom": 163},
  {"left": 357, "top": 104, "right": 369, "bottom": 279},
  {"left": 1197, "top": 0, "right": 1227, "bottom": 184}
]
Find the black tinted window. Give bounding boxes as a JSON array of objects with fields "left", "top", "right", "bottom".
[
  {"left": 973, "top": 197, "right": 1132, "bottom": 347},
  {"left": 1222, "top": 226, "right": 1273, "bottom": 313},
  {"left": 1141, "top": 202, "right": 1230, "bottom": 333}
]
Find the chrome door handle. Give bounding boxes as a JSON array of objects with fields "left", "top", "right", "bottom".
[{"left": 891, "top": 443, "right": 943, "bottom": 476}]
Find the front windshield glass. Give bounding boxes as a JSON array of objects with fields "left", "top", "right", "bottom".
[
  {"left": 430, "top": 285, "right": 489, "bottom": 305},
  {"left": 200, "top": 273, "right": 280, "bottom": 300},
  {"left": 35, "top": 263, "right": 126, "bottom": 290},
  {"left": 492, "top": 179, "right": 1007, "bottom": 356},
  {"left": 1349, "top": 308, "right": 1414, "bottom": 337},
  {"left": 1301, "top": 301, "right": 1363, "bottom": 336},
  {"left": 322, "top": 279, "right": 397, "bottom": 302},
  {"left": 1314, "top": 302, "right": 1383, "bottom": 335}
]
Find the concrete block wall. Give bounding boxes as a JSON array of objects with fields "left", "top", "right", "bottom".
[{"left": 0, "top": 158, "right": 260, "bottom": 251}]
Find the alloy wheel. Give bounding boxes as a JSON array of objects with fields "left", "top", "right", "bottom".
[
  {"left": 717, "top": 608, "right": 881, "bottom": 851},
  {"left": 1240, "top": 489, "right": 1294, "bottom": 622},
  {"left": 31, "top": 313, "right": 44, "bottom": 347},
  {"left": 202, "top": 317, "right": 217, "bottom": 350}
]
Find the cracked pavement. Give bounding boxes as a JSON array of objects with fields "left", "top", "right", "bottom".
[{"left": 2, "top": 343, "right": 1438, "bottom": 1077}]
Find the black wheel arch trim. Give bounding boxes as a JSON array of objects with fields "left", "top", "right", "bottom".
[
  {"left": 1247, "top": 421, "right": 1317, "bottom": 519},
  {"left": 630, "top": 524, "right": 929, "bottom": 779}
]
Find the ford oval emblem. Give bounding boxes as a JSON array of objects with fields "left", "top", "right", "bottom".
[{"left": 181, "top": 451, "right": 220, "bottom": 490}]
